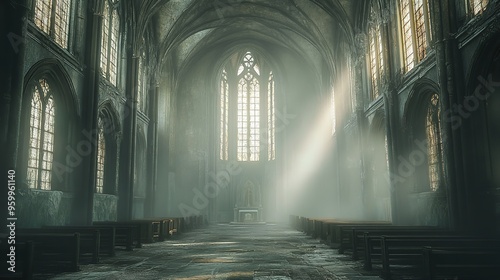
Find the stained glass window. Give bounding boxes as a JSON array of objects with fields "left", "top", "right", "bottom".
[
  {"left": 368, "top": 2, "right": 385, "bottom": 100},
  {"left": 34, "top": 0, "right": 71, "bottom": 48},
  {"left": 426, "top": 93, "right": 443, "bottom": 191},
  {"left": 400, "top": 0, "right": 432, "bottom": 72},
  {"left": 237, "top": 52, "right": 260, "bottom": 161},
  {"left": 137, "top": 48, "right": 146, "bottom": 112},
  {"left": 470, "top": 0, "right": 489, "bottom": 15},
  {"left": 100, "top": 1, "right": 120, "bottom": 86},
  {"left": 268, "top": 72, "right": 275, "bottom": 160},
  {"left": 219, "top": 51, "right": 275, "bottom": 162},
  {"left": 96, "top": 117, "right": 105, "bottom": 193},
  {"left": 27, "top": 79, "right": 55, "bottom": 190},
  {"left": 220, "top": 69, "right": 229, "bottom": 160}
]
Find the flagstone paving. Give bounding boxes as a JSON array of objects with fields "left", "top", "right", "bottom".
[{"left": 47, "top": 223, "right": 381, "bottom": 280}]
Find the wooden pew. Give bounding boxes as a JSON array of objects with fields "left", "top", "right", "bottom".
[
  {"left": 17, "top": 233, "right": 80, "bottom": 272},
  {"left": 423, "top": 246, "right": 500, "bottom": 280},
  {"left": 380, "top": 236, "right": 500, "bottom": 280},
  {"left": 363, "top": 233, "right": 478, "bottom": 271},
  {"left": 18, "top": 228, "right": 100, "bottom": 264},
  {"left": 0, "top": 240, "right": 34, "bottom": 280},
  {"left": 42, "top": 225, "right": 116, "bottom": 257},
  {"left": 322, "top": 220, "right": 391, "bottom": 245},
  {"left": 130, "top": 219, "right": 165, "bottom": 242},
  {"left": 93, "top": 221, "right": 141, "bottom": 249},
  {"left": 346, "top": 226, "right": 449, "bottom": 259}
]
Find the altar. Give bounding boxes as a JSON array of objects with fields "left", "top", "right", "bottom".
[{"left": 233, "top": 180, "right": 264, "bottom": 223}]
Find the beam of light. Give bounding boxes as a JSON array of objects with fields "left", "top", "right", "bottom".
[
  {"left": 284, "top": 69, "right": 352, "bottom": 219},
  {"left": 285, "top": 99, "right": 334, "bottom": 216}
]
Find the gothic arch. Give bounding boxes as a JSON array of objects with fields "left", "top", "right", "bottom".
[
  {"left": 98, "top": 101, "right": 121, "bottom": 194},
  {"left": 464, "top": 34, "right": 500, "bottom": 189},
  {"left": 402, "top": 78, "right": 443, "bottom": 192},
  {"left": 23, "top": 58, "right": 80, "bottom": 118},
  {"left": 402, "top": 78, "right": 441, "bottom": 136},
  {"left": 19, "top": 59, "right": 80, "bottom": 190}
]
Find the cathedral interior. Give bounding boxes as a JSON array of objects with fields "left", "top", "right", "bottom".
[{"left": 1, "top": 0, "right": 500, "bottom": 279}]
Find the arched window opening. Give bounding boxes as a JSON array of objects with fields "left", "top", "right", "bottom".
[
  {"left": 425, "top": 93, "right": 443, "bottom": 191},
  {"left": 237, "top": 52, "right": 260, "bottom": 161},
  {"left": 96, "top": 117, "right": 106, "bottom": 194},
  {"left": 368, "top": 2, "right": 385, "bottom": 100},
  {"left": 27, "top": 79, "right": 56, "bottom": 190},
  {"left": 220, "top": 69, "right": 229, "bottom": 160},
  {"left": 100, "top": 1, "right": 120, "bottom": 86},
  {"left": 34, "top": 0, "right": 72, "bottom": 48},
  {"left": 268, "top": 72, "right": 276, "bottom": 160},
  {"left": 137, "top": 45, "right": 147, "bottom": 112},
  {"left": 400, "top": 0, "right": 432, "bottom": 72},
  {"left": 219, "top": 51, "right": 275, "bottom": 162}
]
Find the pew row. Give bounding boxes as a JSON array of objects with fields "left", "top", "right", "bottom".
[
  {"left": 41, "top": 225, "right": 116, "bottom": 256},
  {"left": 423, "top": 246, "right": 500, "bottom": 280},
  {"left": 379, "top": 236, "right": 500, "bottom": 280},
  {"left": 18, "top": 228, "right": 100, "bottom": 264},
  {"left": 0, "top": 240, "right": 34, "bottom": 280},
  {"left": 17, "top": 233, "right": 80, "bottom": 273}
]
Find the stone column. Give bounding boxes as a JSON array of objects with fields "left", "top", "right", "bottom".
[
  {"left": 72, "top": 0, "right": 103, "bottom": 225},
  {"left": 432, "top": 0, "right": 467, "bottom": 230},
  {"left": 146, "top": 82, "right": 159, "bottom": 217},
  {"left": 118, "top": 42, "right": 139, "bottom": 221},
  {"left": 0, "top": 0, "right": 29, "bottom": 233}
]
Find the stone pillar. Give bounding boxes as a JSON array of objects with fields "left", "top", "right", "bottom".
[
  {"left": 0, "top": 0, "right": 29, "bottom": 233},
  {"left": 432, "top": 0, "right": 467, "bottom": 230},
  {"left": 146, "top": 83, "right": 159, "bottom": 217},
  {"left": 118, "top": 41, "right": 139, "bottom": 221},
  {"left": 72, "top": 0, "right": 102, "bottom": 225}
]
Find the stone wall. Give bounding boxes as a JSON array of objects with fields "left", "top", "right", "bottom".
[
  {"left": 93, "top": 194, "right": 118, "bottom": 221},
  {"left": 408, "top": 192, "right": 449, "bottom": 227},
  {"left": 17, "top": 189, "right": 72, "bottom": 227}
]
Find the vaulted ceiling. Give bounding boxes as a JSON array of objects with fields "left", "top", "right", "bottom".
[{"left": 144, "top": 0, "right": 362, "bottom": 76}]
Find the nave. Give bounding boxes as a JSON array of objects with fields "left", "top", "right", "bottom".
[{"left": 51, "top": 224, "right": 377, "bottom": 280}]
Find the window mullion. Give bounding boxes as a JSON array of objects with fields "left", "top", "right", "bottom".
[
  {"left": 50, "top": 0, "right": 57, "bottom": 40},
  {"left": 107, "top": 11, "right": 113, "bottom": 80},
  {"left": 246, "top": 81, "right": 251, "bottom": 159},
  {"left": 409, "top": 0, "right": 419, "bottom": 64},
  {"left": 37, "top": 101, "right": 47, "bottom": 190},
  {"left": 423, "top": 0, "right": 432, "bottom": 46},
  {"left": 375, "top": 30, "right": 381, "bottom": 94}
]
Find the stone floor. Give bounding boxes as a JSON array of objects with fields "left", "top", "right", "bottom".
[{"left": 46, "top": 223, "right": 381, "bottom": 280}]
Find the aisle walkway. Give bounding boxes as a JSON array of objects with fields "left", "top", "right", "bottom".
[{"left": 51, "top": 223, "right": 380, "bottom": 280}]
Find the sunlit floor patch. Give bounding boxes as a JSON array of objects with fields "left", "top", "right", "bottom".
[
  {"left": 254, "top": 277, "right": 292, "bottom": 280},
  {"left": 192, "top": 257, "right": 245, "bottom": 263}
]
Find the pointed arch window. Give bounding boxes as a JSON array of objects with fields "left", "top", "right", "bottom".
[
  {"left": 237, "top": 53, "right": 260, "bottom": 161},
  {"left": 100, "top": 0, "right": 120, "bottom": 86},
  {"left": 27, "top": 79, "right": 56, "bottom": 190},
  {"left": 33, "top": 0, "right": 72, "bottom": 48},
  {"left": 96, "top": 117, "right": 106, "bottom": 194},
  {"left": 368, "top": 2, "right": 385, "bottom": 100},
  {"left": 399, "top": 0, "right": 432, "bottom": 72},
  {"left": 219, "top": 51, "right": 276, "bottom": 162},
  {"left": 137, "top": 46, "right": 147, "bottom": 112},
  {"left": 426, "top": 93, "right": 443, "bottom": 191}
]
